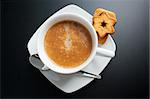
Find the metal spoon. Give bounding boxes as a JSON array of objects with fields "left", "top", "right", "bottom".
[{"left": 29, "top": 54, "right": 101, "bottom": 79}]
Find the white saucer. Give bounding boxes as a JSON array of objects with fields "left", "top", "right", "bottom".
[{"left": 27, "top": 4, "right": 116, "bottom": 93}]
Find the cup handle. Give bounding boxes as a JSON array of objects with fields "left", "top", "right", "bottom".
[{"left": 96, "top": 47, "right": 115, "bottom": 58}]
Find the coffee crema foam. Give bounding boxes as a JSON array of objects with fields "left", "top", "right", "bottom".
[{"left": 44, "top": 21, "right": 92, "bottom": 68}]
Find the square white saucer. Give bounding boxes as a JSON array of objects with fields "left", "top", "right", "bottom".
[{"left": 27, "top": 4, "right": 116, "bottom": 93}]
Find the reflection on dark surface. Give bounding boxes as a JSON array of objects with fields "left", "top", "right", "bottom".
[{"left": 1, "top": 0, "right": 149, "bottom": 98}]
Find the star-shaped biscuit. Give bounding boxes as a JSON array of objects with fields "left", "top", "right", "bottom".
[{"left": 93, "top": 8, "right": 117, "bottom": 44}]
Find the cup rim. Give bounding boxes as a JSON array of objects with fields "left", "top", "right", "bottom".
[{"left": 37, "top": 13, "right": 98, "bottom": 74}]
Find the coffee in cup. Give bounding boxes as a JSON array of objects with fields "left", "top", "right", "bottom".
[{"left": 44, "top": 21, "right": 92, "bottom": 68}]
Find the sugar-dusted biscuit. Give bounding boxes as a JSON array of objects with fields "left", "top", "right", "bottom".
[
  {"left": 98, "top": 35, "right": 108, "bottom": 44},
  {"left": 94, "top": 8, "right": 117, "bottom": 21}
]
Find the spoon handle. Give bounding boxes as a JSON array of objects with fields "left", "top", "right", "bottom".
[
  {"left": 30, "top": 54, "right": 102, "bottom": 79},
  {"left": 80, "top": 71, "right": 101, "bottom": 79}
]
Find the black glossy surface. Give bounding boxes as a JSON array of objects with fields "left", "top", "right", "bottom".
[{"left": 1, "top": 0, "right": 149, "bottom": 98}]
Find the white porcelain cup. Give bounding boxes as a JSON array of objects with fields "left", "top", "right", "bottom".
[{"left": 37, "top": 13, "right": 115, "bottom": 74}]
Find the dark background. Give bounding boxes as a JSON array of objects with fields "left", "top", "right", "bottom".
[{"left": 1, "top": 0, "right": 149, "bottom": 98}]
